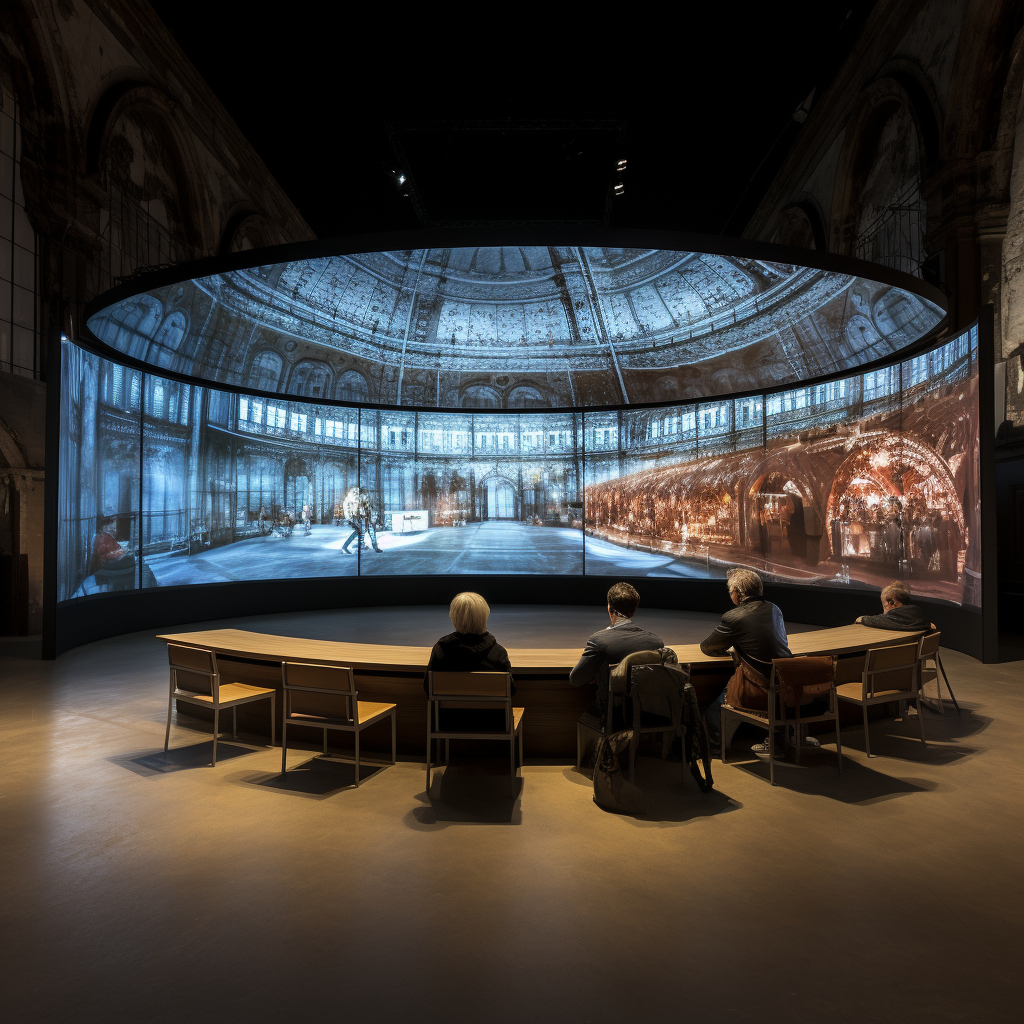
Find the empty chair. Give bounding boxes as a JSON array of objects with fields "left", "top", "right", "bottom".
[
  {"left": 917, "top": 632, "right": 960, "bottom": 716},
  {"left": 722, "top": 655, "right": 842, "bottom": 786},
  {"left": 426, "top": 671, "right": 522, "bottom": 788},
  {"left": 280, "top": 661, "right": 396, "bottom": 787},
  {"left": 164, "top": 643, "right": 275, "bottom": 766},
  {"left": 836, "top": 642, "right": 925, "bottom": 757}
]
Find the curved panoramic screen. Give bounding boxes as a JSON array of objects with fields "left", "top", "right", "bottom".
[
  {"left": 85, "top": 245, "right": 945, "bottom": 408},
  {"left": 59, "top": 326, "right": 981, "bottom": 607}
]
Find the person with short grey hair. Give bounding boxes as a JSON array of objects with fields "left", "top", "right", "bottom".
[
  {"left": 855, "top": 581, "right": 934, "bottom": 632},
  {"left": 700, "top": 568, "right": 792, "bottom": 750}
]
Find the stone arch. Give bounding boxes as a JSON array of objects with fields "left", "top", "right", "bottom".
[
  {"left": 90, "top": 294, "right": 163, "bottom": 359},
  {"left": 147, "top": 309, "right": 188, "bottom": 369},
  {"left": 217, "top": 207, "right": 282, "bottom": 255},
  {"left": 830, "top": 75, "right": 938, "bottom": 263},
  {"left": 776, "top": 197, "right": 827, "bottom": 251},
  {"left": 85, "top": 80, "right": 207, "bottom": 251},
  {"left": 461, "top": 384, "right": 500, "bottom": 409},
  {"left": 507, "top": 385, "right": 548, "bottom": 408},
  {"left": 288, "top": 359, "right": 332, "bottom": 399},
  {"left": 335, "top": 370, "right": 368, "bottom": 403},
  {"left": 247, "top": 350, "right": 283, "bottom": 393}
]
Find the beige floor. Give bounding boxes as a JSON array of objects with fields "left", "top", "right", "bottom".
[{"left": 1, "top": 610, "right": 1021, "bottom": 1024}]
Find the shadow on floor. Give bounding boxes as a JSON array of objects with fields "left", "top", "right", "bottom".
[
  {"left": 237, "top": 755, "right": 387, "bottom": 797},
  {"left": 408, "top": 763, "right": 524, "bottom": 827},
  {"left": 916, "top": 706, "right": 992, "bottom": 742},
  {"left": 729, "top": 752, "right": 939, "bottom": 803},
  {"left": 112, "top": 741, "right": 260, "bottom": 776},
  {"left": 565, "top": 757, "right": 740, "bottom": 826}
]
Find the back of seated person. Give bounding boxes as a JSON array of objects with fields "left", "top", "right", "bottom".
[
  {"left": 570, "top": 582, "right": 664, "bottom": 731},
  {"left": 856, "top": 582, "right": 935, "bottom": 632},
  {"left": 700, "top": 568, "right": 793, "bottom": 749},
  {"left": 424, "top": 592, "right": 513, "bottom": 732}
]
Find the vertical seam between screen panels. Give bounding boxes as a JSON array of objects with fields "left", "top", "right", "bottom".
[
  {"left": 357, "top": 406, "right": 362, "bottom": 579},
  {"left": 581, "top": 409, "right": 587, "bottom": 577},
  {"left": 139, "top": 368, "right": 145, "bottom": 592}
]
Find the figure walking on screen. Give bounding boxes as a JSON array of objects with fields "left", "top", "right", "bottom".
[
  {"left": 358, "top": 488, "right": 382, "bottom": 553},
  {"left": 341, "top": 486, "right": 364, "bottom": 554}
]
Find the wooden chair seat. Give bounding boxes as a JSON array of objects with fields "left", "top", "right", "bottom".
[
  {"left": 836, "top": 682, "right": 911, "bottom": 703},
  {"left": 165, "top": 645, "right": 276, "bottom": 765},
  {"left": 280, "top": 662, "right": 396, "bottom": 785},
  {"left": 722, "top": 656, "right": 843, "bottom": 785},
  {"left": 287, "top": 701, "right": 396, "bottom": 727},
  {"left": 837, "top": 642, "right": 925, "bottom": 756},
  {"left": 179, "top": 682, "right": 275, "bottom": 705}
]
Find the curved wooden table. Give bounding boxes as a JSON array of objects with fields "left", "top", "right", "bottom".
[{"left": 158, "top": 624, "right": 922, "bottom": 760}]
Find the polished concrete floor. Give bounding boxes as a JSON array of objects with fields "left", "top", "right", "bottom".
[{"left": 1, "top": 606, "right": 1021, "bottom": 1024}]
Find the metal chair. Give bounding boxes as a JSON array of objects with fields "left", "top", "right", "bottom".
[
  {"left": 280, "top": 661, "right": 396, "bottom": 787},
  {"left": 575, "top": 665, "right": 629, "bottom": 772},
  {"left": 722, "top": 656, "right": 842, "bottom": 786},
  {"left": 425, "top": 671, "right": 523, "bottom": 788},
  {"left": 836, "top": 642, "right": 925, "bottom": 757},
  {"left": 916, "top": 632, "right": 960, "bottom": 716},
  {"left": 625, "top": 653, "right": 713, "bottom": 791},
  {"left": 164, "top": 643, "right": 275, "bottom": 766}
]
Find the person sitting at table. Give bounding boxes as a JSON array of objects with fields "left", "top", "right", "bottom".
[
  {"left": 855, "top": 582, "right": 934, "bottom": 632},
  {"left": 570, "top": 582, "right": 664, "bottom": 732},
  {"left": 700, "top": 568, "right": 793, "bottom": 752},
  {"left": 91, "top": 517, "right": 135, "bottom": 575},
  {"left": 424, "top": 592, "right": 514, "bottom": 732}
]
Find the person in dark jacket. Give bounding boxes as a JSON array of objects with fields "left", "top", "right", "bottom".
[
  {"left": 856, "top": 582, "right": 934, "bottom": 632},
  {"left": 570, "top": 582, "right": 664, "bottom": 731},
  {"left": 701, "top": 568, "right": 793, "bottom": 748},
  {"left": 424, "top": 592, "right": 513, "bottom": 732}
]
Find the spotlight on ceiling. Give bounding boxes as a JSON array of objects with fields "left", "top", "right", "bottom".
[
  {"left": 616, "top": 158, "right": 627, "bottom": 172},
  {"left": 613, "top": 182, "right": 625, "bottom": 197}
]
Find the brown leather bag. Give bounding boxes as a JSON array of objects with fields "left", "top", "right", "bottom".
[{"left": 725, "top": 657, "right": 770, "bottom": 712}]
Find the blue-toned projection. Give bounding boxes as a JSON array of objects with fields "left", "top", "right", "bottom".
[
  {"left": 58, "top": 327, "right": 980, "bottom": 606},
  {"left": 86, "top": 246, "right": 945, "bottom": 409}
]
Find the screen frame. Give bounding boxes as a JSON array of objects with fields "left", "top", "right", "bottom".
[
  {"left": 79, "top": 226, "right": 949, "bottom": 415},
  {"left": 48, "top": 232, "right": 999, "bottom": 663}
]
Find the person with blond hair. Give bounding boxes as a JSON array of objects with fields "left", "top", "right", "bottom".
[
  {"left": 700, "top": 568, "right": 792, "bottom": 751},
  {"left": 423, "top": 592, "right": 514, "bottom": 695}
]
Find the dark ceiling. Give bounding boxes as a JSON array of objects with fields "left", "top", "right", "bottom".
[{"left": 149, "top": 3, "right": 876, "bottom": 239}]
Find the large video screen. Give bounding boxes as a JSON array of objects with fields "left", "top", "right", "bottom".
[{"left": 57, "top": 325, "right": 980, "bottom": 607}]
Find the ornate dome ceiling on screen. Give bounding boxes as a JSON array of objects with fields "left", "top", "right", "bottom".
[{"left": 85, "top": 242, "right": 946, "bottom": 408}]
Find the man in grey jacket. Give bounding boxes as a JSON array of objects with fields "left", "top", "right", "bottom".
[{"left": 571, "top": 582, "right": 664, "bottom": 731}]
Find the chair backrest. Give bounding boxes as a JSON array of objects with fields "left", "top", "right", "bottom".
[
  {"left": 282, "top": 661, "right": 357, "bottom": 722},
  {"left": 428, "top": 671, "right": 511, "bottom": 700},
  {"left": 918, "top": 631, "right": 941, "bottom": 660},
  {"left": 168, "top": 643, "right": 216, "bottom": 696},
  {"left": 628, "top": 661, "right": 689, "bottom": 724},
  {"left": 770, "top": 656, "right": 836, "bottom": 715},
  {"left": 610, "top": 648, "right": 676, "bottom": 694},
  {"left": 864, "top": 643, "right": 919, "bottom": 696},
  {"left": 834, "top": 653, "right": 866, "bottom": 686}
]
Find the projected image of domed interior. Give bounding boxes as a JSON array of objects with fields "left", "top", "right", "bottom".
[
  {"left": 58, "top": 326, "right": 981, "bottom": 608},
  {"left": 86, "top": 246, "right": 945, "bottom": 408}
]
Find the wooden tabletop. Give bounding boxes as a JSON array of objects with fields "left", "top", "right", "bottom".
[{"left": 158, "top": 623, "right": 923, "bottom": 675}]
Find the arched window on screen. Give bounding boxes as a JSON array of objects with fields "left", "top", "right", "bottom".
[
  {"left": 249, "top": 350, "right": 283, "bottom": 393},
  {"left": 336, "top": 370, "right": 368, "bottom": 403},
  {"left": 147, "top": 310, "right": 188, "bottom": 369},
  {"left": 289, "top": 359, "right": 332, "bottom": 399}
]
